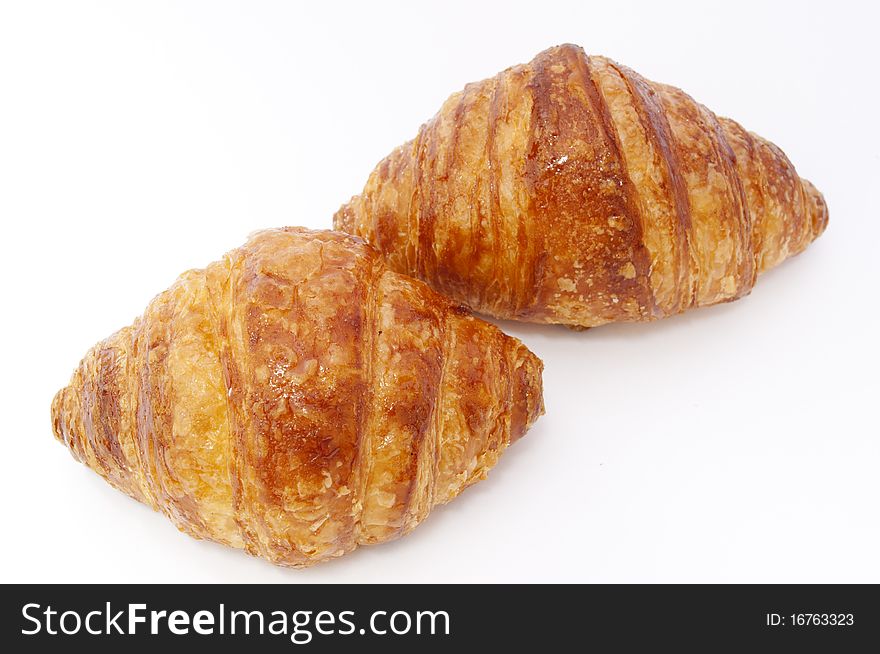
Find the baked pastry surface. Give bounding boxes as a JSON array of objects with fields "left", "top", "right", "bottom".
[
  {"left": 335, "top": 44, "right": 828, "bottom": 327},
  {"left": 51, "top": 228, "right": 544, "bottom": 567}
]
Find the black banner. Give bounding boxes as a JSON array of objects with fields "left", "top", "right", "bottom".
[{"left": 2, "top": 584, "right": 876, "bottom": 650}]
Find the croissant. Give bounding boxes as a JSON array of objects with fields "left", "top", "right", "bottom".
[
  {"left": 335, "top": 44, "right": 829, "bottom": 328},
  {"left": 51, "top": 228, "right": 544, "bottom": 567}
]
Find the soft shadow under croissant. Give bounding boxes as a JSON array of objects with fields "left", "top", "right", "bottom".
[
  {"left": 335, "top": 44, "right": 829, "bottom": 328},
  {"left": 51, "top": 228, "right": 544, "bottom": 567}
]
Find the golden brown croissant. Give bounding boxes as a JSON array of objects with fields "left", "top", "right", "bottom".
[
  {"left": 335, "top": 44, "right": 829, "bottom": 328},
  {"left": 51, "top": 228, "right": 543, "bottom": 567}
]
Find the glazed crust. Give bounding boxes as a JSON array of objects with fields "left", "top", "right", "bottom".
[
  {"left": 51, "top": 228, "right": 544, "bottom": 567},
  {"left": 334, "top": 44, "right": 829, "bottom": 328}
]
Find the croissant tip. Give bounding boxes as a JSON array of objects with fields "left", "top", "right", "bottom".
[
  {"left": 50, "top": 384, "right": 82, "bottom": 463},
  {"left": 802, "top": 179, "right": 829, "bottom": 240},
  {"left": 50, "top": 387, "right": 66, "bottom": 444},
  {"left": 509, "top": 346, "right": 545, "bottom": 443}
]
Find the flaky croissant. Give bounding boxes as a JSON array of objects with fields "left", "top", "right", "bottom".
[
  {"left": 51, "top": 228, "right": 543, "bottom": 567},
  {"left": 335, "top": 44, "right": 828, "bottom": 328}
]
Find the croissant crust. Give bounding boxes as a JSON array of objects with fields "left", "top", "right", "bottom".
[
  {"left": 51, "top": 228, "right": 543, "bottom": 567},
  {"left": 335, "top": 44, "right": 828, "bottom": 327}
]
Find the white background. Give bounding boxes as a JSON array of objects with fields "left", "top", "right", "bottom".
[{"left": 1, "top": 0, "right": 878, "bottom": 583}]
